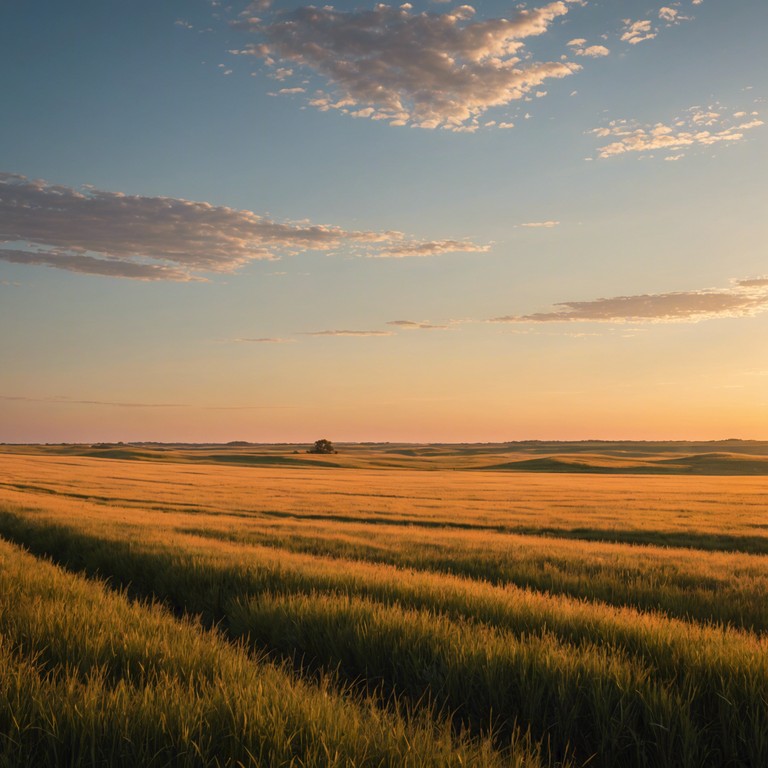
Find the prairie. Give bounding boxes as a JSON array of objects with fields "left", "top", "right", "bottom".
[{"left": 1, "top": 444, "right": 768, "bottom": 767}]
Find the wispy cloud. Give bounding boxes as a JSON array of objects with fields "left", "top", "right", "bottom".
[
  {"left": 491, "top": 280, "right": 768, "bottom": 323},
  {"left": 0, "top": 173, "right": 488, "bottom": 280},
  {"left": 0, "top": 395, "right": 187, "bottom": 408},
  {"left": 386, "top": 320, "right": 449, "bottom": 330},
  {"left": 375, "top": 239, "right": 491, "bottom": 257},
  {"left": 519, "top": 220, "right": 559, "bottom": 228},
  {"left": 303, "top": 329, "right": 394, "bottom": 337},
  {"left": 234, "top": 1, "right": 583, "bottom": 131},
  {"left": 0, "top": 248, "right": 195, "bottom": 281},
  {"left": 0, "top": 393, "right": 292, "bottom": 411},
  {"left": 590, "top": 105, "right": 763, "bottom": 159}
]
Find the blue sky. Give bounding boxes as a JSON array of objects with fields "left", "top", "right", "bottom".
[{"left": 1, "top": 0, "right": 766, "bottom": 442}]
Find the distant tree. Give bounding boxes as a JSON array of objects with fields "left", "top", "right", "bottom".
[{"left": 308, "top": 438, "right": 336, "bottom": 454}]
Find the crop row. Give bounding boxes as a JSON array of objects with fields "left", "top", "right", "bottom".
[
  {"left": 0, "top": 536, "right": 537, "bottom": 768},
  {"left": 181, "top": 515, "right": 768, "bottom": 632},
  {"left": 1, "top": 504, "right": 767, "bottom": 766}
]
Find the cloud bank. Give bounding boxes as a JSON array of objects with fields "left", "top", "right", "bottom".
[
  {"left": 0, "top": 173, "right": 488, "bottom": 280},
  {"left": 491, "top": 280, "right": 768, "bottom": 323},
  {"left": 235, "top": 1, "right": 583, "bottom": 131},
  {"left": 591, "top": 106, "right": 763, "bottom": 159}
]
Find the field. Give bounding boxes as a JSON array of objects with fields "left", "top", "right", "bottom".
[{"left": 1, "top": 442, "right": 768, "bottom": 767}]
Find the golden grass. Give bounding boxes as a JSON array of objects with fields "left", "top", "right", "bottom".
[{"left": 2, "top": 449, "right": 768, "bottom": 766}]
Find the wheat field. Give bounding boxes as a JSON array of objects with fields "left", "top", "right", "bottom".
[{"left": 1, "top": 446, "right": 767, "bottom": 766}]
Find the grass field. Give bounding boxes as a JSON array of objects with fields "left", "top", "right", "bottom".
[{"left": 1, "top": 443, "right": 768, "bottom": 766}]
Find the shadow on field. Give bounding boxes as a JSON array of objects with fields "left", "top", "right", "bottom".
[
  {"left": 219, "top": 506, "right": 768, "bottom": 556},
  {"left": 505, "top": 525, "right": 768, "bottom": 555}
]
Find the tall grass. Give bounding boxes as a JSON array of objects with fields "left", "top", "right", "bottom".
[
  {"left": 1, "top": 505, "right": 767, "bottom": 767},
  {"left": 2, "top": 455, "right": 768, "bottom": 767},
  {"left": 0, "top": 537, "right": 531, "bottom": 768},
  {"left": 181, "top": 520, "right": 768, "bottom": 631}
]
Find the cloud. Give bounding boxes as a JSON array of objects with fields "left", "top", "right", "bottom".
[
  {"left": 658, "top": 7, "right": 677, "bottom": 22},
  {"left": 0, "top": 173, "right": 488, "bottom": 280},
  {"left": 375, "top": 239, "right": 491, "bottom": 257},
  {"left": 566, "top": 38, "right": 610, "bottom": 57},
  {"left": 590, "top": 105, "right": 763, "bottom": 159},
  {"left": 620, "top": 19, "right": 657, "bottom": 44},
  {"left": 519, "top": 220, "right": 559, "bottom": 228},
  {"left": 236, "top": 1, "right": 583, "bottom": 131},
  {"left": 0, "top": 395, "right": 186, "bottom": 408},
  {"left": 0, "top": 248, "right": 195, "bottom": 281},
  {"left": 386, "top": 320, "right": 449, "bottom": 330},
  {"left": 303, "top": 329, "right": 395, "bottom": 337},
  {"left": 0, "top": 393, "right": 291, "bottom": 411},
  {"left": 491, "top": 280, "right": 768, "bottom": 323},
  {"left": 658, "top": 6, "right": 692, "bottom": 24},
  {"left": 736, "top": 277, "right": 768, "bottom": 288}
]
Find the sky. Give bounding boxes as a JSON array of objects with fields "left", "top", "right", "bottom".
[{"left": 1, "top": 0, "right": 766, "bottom": 443}]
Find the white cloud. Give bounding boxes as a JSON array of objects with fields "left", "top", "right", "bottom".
[
  {"left": 0, "top": 173, "right": 489, "bottom": 280},
  {"left": 620, "top": 19, "right": 657, "bottom": 44},
  {"left": 590, "top": 105, "right": 763, "bottom": 159},
  {"left": 519, "top": 220, "right": 559, "bottom": 228},
  {"left": 491, "top": 280, "right": 768, "bottom": 323},
  {"left": 567, "top": 38, "right": 610, "bottom": 57},
  {"left": 659, "top": 6, "right": 692, "bottom": 24},
  {"left": 236, "top": 1, "right": 583, "bottom": 131}
]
